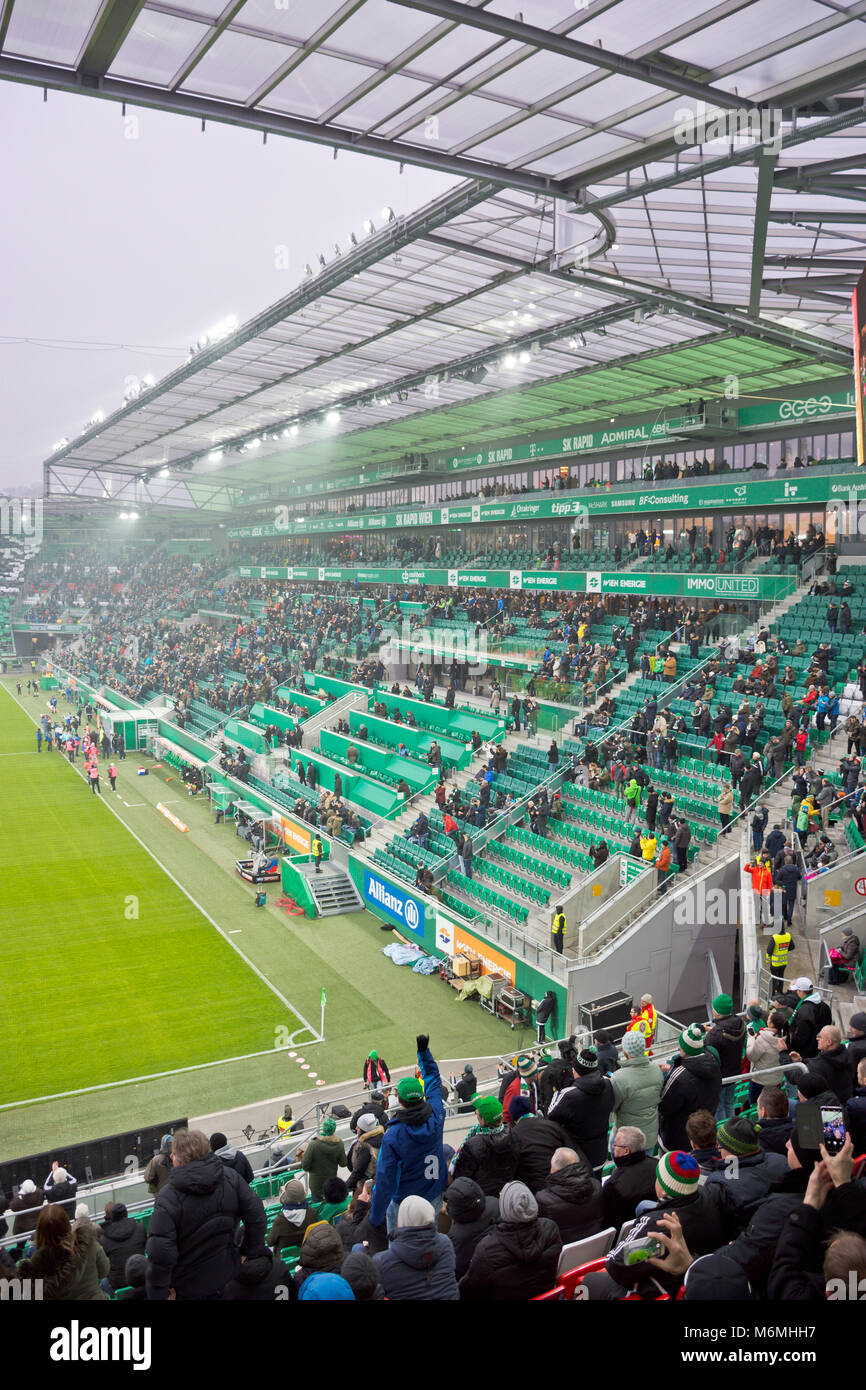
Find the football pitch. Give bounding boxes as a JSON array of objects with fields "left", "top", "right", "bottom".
[
  {"left": 0, "top": 680, "right": 510, "bottom": 1157},
  {"left": 0, "top": 685, "right": 309, "bottom": 1110}
]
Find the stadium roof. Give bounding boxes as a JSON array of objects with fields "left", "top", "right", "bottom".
[{"left": 5, "top": 1, "right": 865, "bottom": 512}]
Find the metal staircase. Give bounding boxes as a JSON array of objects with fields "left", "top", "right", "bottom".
[{"left": 301, "top": 862, "right": 364, "bottom": 916}]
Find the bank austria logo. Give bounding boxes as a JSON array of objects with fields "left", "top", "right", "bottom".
[
  {"left": 586, "top": 571, "right": 602, "bottom": 593},
  {"left": 510, "top": 570, "right": 523, "bottom": 589},
  {"left": 364, "top": 869, "right": 425, "bottom": 933}
]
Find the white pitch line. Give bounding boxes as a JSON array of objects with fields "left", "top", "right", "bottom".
[
  {"left": 1, "top": 685, "right": 323, "bottom": 1047},
  {"left": 0, "top": 1042, "right": 322, "bottom": 1111}
]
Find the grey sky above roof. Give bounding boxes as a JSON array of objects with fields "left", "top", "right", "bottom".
[{"left": 2, "top": 0, "right": 865, "bottom": 500}]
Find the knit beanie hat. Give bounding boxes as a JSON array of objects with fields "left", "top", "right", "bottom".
[
  {"left": 357, "top": 1113, "right": 379, "bottom": 1134},
  {"left": 397, "top": 1075, "right": 424, "bottom": 1103},
  {"left": 622, "top": 1031, "right": 646, "bottom": 1059},
  {"left": 657, "top": 1151, "right": 700, "bottom": 1198},
  {"left": 508, "top": 1094, "right": 534, "bottom": 1122},
  {"left": 679, "top": 1023, "right": 705, "bottom": 1055},
  {"left": 712, "top": 994, "right": 733, "bottom": 1017},
  {"left": 473, "top": 1095, "right": 503, "bottom": 1125},
  {"left": 849, "top": 1012, "right": 866, "bottom": 1034},
  {"left": 340, "top": 1252, "right": 384, "bottom": 1302},
  {"left": 717, "top": 1117, "right": 760, "bottom": 1156},
  {"left": 321, "top": 1118, "right": 337, "bottom": 1135},
  {"left": 499, "top": 1181, "right": 538, "bottom": 1224},
  {"left": 368, "top": 1050, "right": 378, "bottom": 1061},
  {"left": 398, "top": 1195, "right": 434, "bottom": 1228},
  {"left": 279, "top": 1178, "right": 306, "bottom": 1207},
  {"left": 445, "top": 1177, "right": 485, "bottom": 1224},
  {"left": 573, "top": 1046, "right": 598, "bottom": 1075},
  {"left": 516, "top": 1053, "right": 539, "bottom": 1078}
]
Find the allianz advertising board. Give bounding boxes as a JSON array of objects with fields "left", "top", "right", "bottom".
[{"left": 363, "top": 869, "right": 425, "bottom": 935}]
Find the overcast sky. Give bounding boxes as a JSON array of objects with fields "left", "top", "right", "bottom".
[{"left": 0, "top": 81, "right": 454, "bottom": 491}]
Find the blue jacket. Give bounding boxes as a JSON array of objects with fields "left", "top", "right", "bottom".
[{"left": 370, "top": 1047, "right": 446, "bottom": 1227}]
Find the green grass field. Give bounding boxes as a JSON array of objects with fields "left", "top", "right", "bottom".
[
  {"left": 0, "top": 679, "right": 513, "bottom": 1158},
  {"left": 0, "top": 686, "right": 305, "bottom": 1107}
]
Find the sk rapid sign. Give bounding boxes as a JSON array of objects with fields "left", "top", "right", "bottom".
[{"left": 363, "top": 870, "right": 424, "bottom": 934}]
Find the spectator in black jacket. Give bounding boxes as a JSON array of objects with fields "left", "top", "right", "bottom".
[
  {"left": 221, "top": 1247, "right": 292, "bottom": 1301},
  {"left": 350, "top": 1091, "right": 387, "bottom": 1133},
  {"left": 510, "top": 1103, "right": 574, "bottom": 1193},
  {"left": 787, "top": 979, "right": 832, "bottom": 1059},
  {"left": 451, "top": 1096, "right": 520, "bottom": 1195},
  {"left": 782, "top": 1025, "right": 854, "bottom": 1103},
  {"left": 459, "top": 1180, "right": 562, "bottom": 1301},
  {"left": 453, "top": 1066, "right": 478, "bottom": 1104},
  {"left": 98, "top": 1203, "right": 146, "bottom": 1292},
  {"left": 535, "top": 1147, "right": 603, "bottom": 1244},
  {"left": 768, "top": 1138, "right": 866, "bottom": 1300},
  {"left": 548, "top": 1048, "right": 615, "bottom": 1172},
  {"left": 755, "top": 1086, "right": 793, "bottom": 1155},
  {"left": 535, "top": 990, "right": 557, "bottom": 1044},
  {"left": 705, "top": 994, "right": 747, "bottom": 1122},
  {"left": 845, "top": 1058, "right": 866, "bottom": 1155},
  {"left": 658, "top": 1025, "right": 722, "bottom": 1152},
  {"left": 209, "top": 1133, "right": 254, "bottom": 1184},
  {"left": 7, "top": 1179, "right": 44, "bottom": 1236},
  {"left": 145, "top": 1128, "right": 266, "bottom": 1300},
  {"left": 442, "top": 1177, "right": 499, "bottom": 1279},
  {"left": 704, "top": 1118, "right": 787, "bottom": 1219},
  {"left": 602, "top": 1127, "right": 658, "bottom": 1231},
  {"left": 847, "top": 1014, "right": 866, "bottom": 1075}
]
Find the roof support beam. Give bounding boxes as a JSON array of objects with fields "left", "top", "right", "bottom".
[
  {"left": 0, "top": 55, "right": 558, "bottom": 198},
  {"left": 78, "top": 0, "right": 147, "bottom": 78},
  {"left": 388, "top": 0, "right": 753, "bottom": 110},
  {"left": 749, "top": 151, "right": 777, "bottom": 316}
]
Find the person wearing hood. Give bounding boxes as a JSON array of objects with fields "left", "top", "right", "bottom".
[
  {"left": 602, "top": 1127, "right": 659, "bottom": 1231},
  {"left": 510, "top": 1098, "right": 575, "bottom": 1193},
  {"left": 346, "top": 1112, "right": 384, "bottom": 1192},
  {"left": 297, "top": 1271, "right": 355, "bottom": 1301},
  {"left": 144, "top": 1133, "right": 173, "bottom": 1195},
  {"left": 209, "top": 1132, "right": 254, "bottom": 1184},
  {"left": 755, "top": 1086, "right": 794, "bottom": 1156},
  {"left": 453, "top": 1064, "right": 478, "bottom": 1107},
  {"left": 8, "top": 1178, "right": 44, "bottom": 1235},
  {"left": 610, "top": 1030, "right": 663, "bottom": 1151},
  {"left": 704, "top": 994, "right": 747, "bottom": 1122},
  {"left": 297, "top": 1117, "right": 347, "bottom": 1200},
  {"left": 43, "top": 1163, "right": 78, "bottom": 1219},
  {"left": 293, "top": 1220, "right": 345, "bottom": 1291},
  {"left": 535, "top": 1147, "right": 602, "bottom": 1243},
  {"left": 369, "top": 1034, "right": 446, "bottom": 1233},
  {"left": 98, "top": 1202, "right": 146, "bottom": 1291},
  {"left": 459, "top": 1180, "right": 562, "bottom": 1301},
  {"left": 658, "top": 1025, "right": 722, "bottom": 1152},
  {"left": 443, "top": 1178, "right": 499, "bottom": 1279},
  {"left": 548, "top": 1047, "right": 614, "bottom": 1172},
  {"left": 267, "top": 1177, "right": 316, "bottom": 1257},
  {"left": 704, "top": 1118, "right": 787, "bottom": 1219},
  {"left": 373, "top": 1195, "right": 458, "bottom": 1300},
  {"left": 340, "top": 1250, "right": 384, "bottom": 1300},
  {"left": 593, "top": 1030, "right": 619, "bottom": 1076},
  {"left": 451, "top": 1095, "right": 520, "bottom": 1196},
  {"left": 787, "top": 978, "right": 832, "bottom": 1059},
  {"left": 362, "top": 1049, "right": 390, "bottom": 1089},
  {"left": 17, "top": 1203, "right": 110, "bottom": 1301},
  {"left": 538, "top": 1038, "right": 576, "bottom": 1112},
  {"left": 221, "top": 1246, "right": 292, "bottom": 1301},
  {"left": 145, "top": 1128, "right": 266, "bottom": 1300},
  {"left": 781, "top": 1025, "right": 854, "bottom": 1103},
  {"left": 317, "top": 1177, "right": 351, "bottom": 1226}
]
